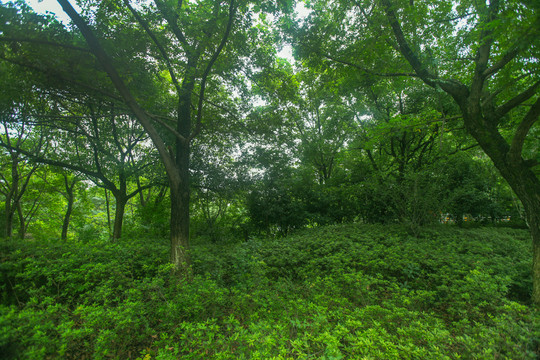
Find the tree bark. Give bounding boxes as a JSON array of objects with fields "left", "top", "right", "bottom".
[
  {"left": 61, "top": 193, "right": 73, "bottom": 240},
  {"left": 170, "top": 177, "right": 191, "bottom": 274},
  {"left": 380, "top": 0, "right": 540, "bottom": 305},
  {"left": 4, "top": 196, "right": 14, "bottom": 239},
  {"left": 17, "top": 202, "right": 25, "bottom": 240},
  {"left": 112, "top": 195, "right": 127, "bottom": 240},
  {"left": 61, "top": 175, "right": 75, "bottom": 241}
]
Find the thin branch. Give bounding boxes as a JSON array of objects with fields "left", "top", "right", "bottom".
[
  {"left": 495, "top": 80, "right": 540, "bottom": 119},
  {"left": 123, "top": 0, "right": 181, "bottom": 94},
  {"left": 189, "top": 0, "right": 236, "bottom": 141},
  {"left": 323, "top": 53, "right": 417, "bottom": 78},
  {"left": 1, "top": 141, "right": 117, "bottom": 190},
  {"left": 0, "top": 36, "right": 90, "bottom": 52},
  {"left": 508, "top": 96, "right": 540, "bottom": 163},
  {"left": 154, "top": 0, "right": 191, "bottom": 52}
]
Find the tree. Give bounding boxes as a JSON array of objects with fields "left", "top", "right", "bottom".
[
  {"left": 50, "top": 0, "right": 294, "bottom": 273},
  {"left": 0, "top": 94, "right": 161, "bottom": 240},
  {"left": 296, "top": 0, "right": 540, "bottom": 304},
  {"left": 0, "top": 121, "right": 40, "bottom": 239}
]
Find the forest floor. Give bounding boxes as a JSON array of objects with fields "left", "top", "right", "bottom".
[{"left": 1, "top": 224, "right": 539, "bottom": 359}]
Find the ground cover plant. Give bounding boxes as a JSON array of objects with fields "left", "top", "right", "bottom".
[{"left": 1, "top": 224, "right": 538, "bottom": 359}]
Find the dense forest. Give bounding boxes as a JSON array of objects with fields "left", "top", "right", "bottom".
[{"left": 0, "top": 0, "right": 539, "bottom": 358}]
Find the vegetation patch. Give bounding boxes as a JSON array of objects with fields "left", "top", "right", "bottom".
[{"left": 1, "top": 224, "right": 538, "bottom": 359}]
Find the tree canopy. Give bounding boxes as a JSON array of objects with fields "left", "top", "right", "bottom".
[{"left": 0, "top": 0, "right": 539, "bottom": 304}]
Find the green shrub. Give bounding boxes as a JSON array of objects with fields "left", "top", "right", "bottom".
[{"left": 0, "top": 224, "right": 537, "bottom": 359}]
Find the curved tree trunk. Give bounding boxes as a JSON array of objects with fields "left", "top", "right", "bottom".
[
  {"left": 461, "top": 111, "right": 540, "bottom": 305},
  {"left": 380, "top": 0, "right": 540, "bottom": 305}
]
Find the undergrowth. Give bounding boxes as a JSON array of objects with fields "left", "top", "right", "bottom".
[{"left": 1, "top": 224, "right": 538, "bottom": 359}]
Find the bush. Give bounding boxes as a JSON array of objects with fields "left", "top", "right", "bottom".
[{"left": 0, "top": 224, "right": 537, "bottom": 359}]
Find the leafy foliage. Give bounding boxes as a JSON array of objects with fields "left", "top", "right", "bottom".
[{"left": 1, "top": 224, "right": 538, "bottom": 359}]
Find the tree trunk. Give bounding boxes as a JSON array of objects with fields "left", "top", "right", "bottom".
[
  {"left": 112, "top": 196, "right": 127, "bottom": 240},
  {"left": 4, "top": 199, "right": 13, "bottom": 239},
  {"left": 498, "top": 165, "right": 540, "bottom": 305},
  {"left": 61, "top": 178, "right": 75, "bottom": 241},
  {"left": 463, "top": 112, "right": 540, "bottom": 305},
  {"left": 169, "top": 91, "right": 192, "bottom": 275},
  {"left": 17, "top": 202, "right": 25, "bottom": 240},
  {"left": 170, "top": 180, "right": 191, "bottom": 275},
  {"left": 528, "top": 203, "right": 540, "bottom": 306},
  {"left": 104, "top": 188, "right": 111, "bottom": 236},
  {"left": 61, "top": 194, "right": 73, "bottom": 241}
]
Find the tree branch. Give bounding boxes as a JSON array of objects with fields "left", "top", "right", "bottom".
[
  {"left": 56, "top": 0, "right": 181, "bottom": 180},
  {"left": 379, "top": 0, "right": 468, "bottom": 99},
  {"left": 508, "top": 96, "right": 540, "bottom": 163},
  {"left": 0, "top": 53, "right": 123, "bottom": 101},
  {"left": 0, "top": 36, "right": 90, "bottom": 52},
  {"left": 470, "top": 0, "right": 499, "bottom": 99},
  {"left": 495, "top": 80, "right": 540, "bottom": 119},
  {"left": 380, "top": 0, "right": 435, "bottom": 85},
  {"left": 482, "top": 47, "right": 520, "bottom": 78},
  {"left": 154, "top": 0, "right": 191, "bottom": 53},
  {"left": 123, "top": 0, "right": 181, "bottom": 94},
  {"left": 189, "top": 0, "right": 236, "bottom": 141},
  {"left": 323, "top": 53, "right": 417, "bottom": 77}
]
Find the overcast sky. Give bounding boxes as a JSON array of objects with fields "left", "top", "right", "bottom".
[{"left": 2, "top": 0, "right": 311, "bottom": 61}]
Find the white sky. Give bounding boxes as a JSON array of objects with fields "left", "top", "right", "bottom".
[
  {"left": 2, "top": 0, "right": 310, "bottom": 62},
  {"left": 19, "top": 0, "right": 74, "bottom": 20}
]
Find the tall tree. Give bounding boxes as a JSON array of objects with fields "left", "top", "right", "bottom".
[
  {"left": 51, "top": 0, "right": 289, "bottom": 273},
  {"left": 0, "top": 121, "right": 41, "bottom": 239},
  {"left": 297, "top": 0, "right": 540, "bottom": 304}
]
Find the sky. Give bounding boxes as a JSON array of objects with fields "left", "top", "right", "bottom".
[
  {"left": 2, "top": 0, "right": 311, "bottom": 61},
  {"left": 17, "top": 0, "right": 75, "bottom": 20}
]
